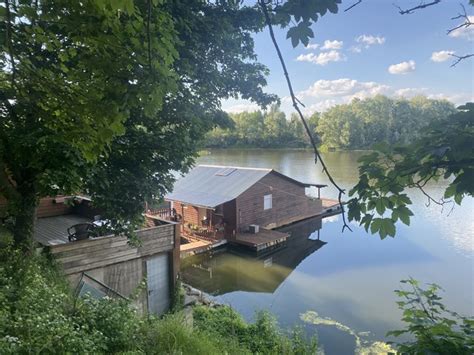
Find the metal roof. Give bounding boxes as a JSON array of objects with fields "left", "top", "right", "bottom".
[
  {"left": 165, "top": 164, "right": 323, "bottom": 209},
  {"left": 165, "top": 165, "right": 273, "bottom": 208}
]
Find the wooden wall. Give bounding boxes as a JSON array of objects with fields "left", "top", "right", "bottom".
[
  {"left": 50, "top": 223, "right": 177, "bottom": 275},
  {"left": 0, "top": 195, "right": 74, "bottom": 218},
  {"left": 236, "top": 172, "right": 322, "bottom": 230},
  {"left": 50, "top": 222, "right": 180, "bottom": 314}
]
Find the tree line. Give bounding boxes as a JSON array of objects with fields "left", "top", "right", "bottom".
[{"left": 205, "top": 95, "right": 456, "bottom": 150}]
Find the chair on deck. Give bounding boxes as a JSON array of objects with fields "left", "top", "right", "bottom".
[{"left": 67, "top": 223, "right": 98, "bottom": 242}]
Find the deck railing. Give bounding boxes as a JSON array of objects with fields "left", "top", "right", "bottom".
[
  {"left": 147, "top": 207, "right": 173, "bottom": 220},
  {"left": 183, "top": 224, "right": 224, "bottom": 241}
]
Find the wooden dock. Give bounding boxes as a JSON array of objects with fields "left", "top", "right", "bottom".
[
  {"left": 231, "top": 228, "right": 289, "bottom": 252},
  {"left": 180, "top": 239, "right": 227, "bottom": 258},
  {"left": 321, "top": 198, "right": 342, "bottom": 215}
]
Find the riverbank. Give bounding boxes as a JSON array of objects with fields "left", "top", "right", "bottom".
[{"left": 0, "top": 243, "right": 319, "bottom": 354}]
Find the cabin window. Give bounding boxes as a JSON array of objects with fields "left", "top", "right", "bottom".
[{"left": 264, "top": 194, "right": 272, "bottom": 210}]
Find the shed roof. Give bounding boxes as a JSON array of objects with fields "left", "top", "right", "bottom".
[{"left": 165, "top": 165, "right": 315, "bottom": 209}]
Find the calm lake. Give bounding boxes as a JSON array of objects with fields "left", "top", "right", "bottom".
[{"left": 181, "top": 149, "right": 473, "bottom": 354}]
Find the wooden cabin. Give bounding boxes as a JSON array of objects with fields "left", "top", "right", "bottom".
[{"left": 164, "top": 165, "right": 326, "bottom": 248}]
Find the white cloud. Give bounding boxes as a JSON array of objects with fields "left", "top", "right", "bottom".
[
  {"left": 321, "top": 40, "right": 343, "bottom": 50},
  {"left": 300, "top": 78, "right": 390, "bottom": 99},
  {"left": 448, "top": 16, "right": 474, "bottom": 40},
  {"left": 351, "top": 34, "right": 385, "bottom": 52},
  {"left": 296, "top": 50, "right": 344, "bottom": 66},
  {"left": 305, "top": 43, "right": 319, "bottom": 50},
  {"left": 431, "top": 50, "right": 455, "bottom": 62},
  {"left": 356, "top": 34, "right": 385, "bottom": 46},
  {"left": 350, "top": 46, "right": 362, "bottom": 53},
  {"left": 295, "top": 79, "right": 472, "bottom": 113},
  {"left": 388, "top": 60, "right": 416, "bottom": 74}
]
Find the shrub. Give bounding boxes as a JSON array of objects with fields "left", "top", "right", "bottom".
[
  {"left": 193, "top": 305, "right": 318, "bottom": 354},
  {"left": 0, "top": 244, "right": 316, "bottom": 354},
  {"left": 388, "top": 278, "right": 474, "bottom": 354}
]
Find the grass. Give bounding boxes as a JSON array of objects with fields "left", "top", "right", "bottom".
[{"left": 0, "top": 239, "right": 317, "bottom": 354}]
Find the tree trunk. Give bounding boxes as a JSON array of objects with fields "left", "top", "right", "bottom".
[{"left": 12, "top": 192, "right": 37, "bottom": 252}]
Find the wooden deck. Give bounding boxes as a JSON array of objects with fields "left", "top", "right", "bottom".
[
  {"left": 180, "top": 239, "right": 227, "bottom": 258},
  {"left": 34, "top": 214, "right": 91, "bottom": 245},
  {"left": 321, "top": 198, "right": 341, "bottom": 214},
  {"left": 232, "top": 228, "right": 289, "bottom": 252}
]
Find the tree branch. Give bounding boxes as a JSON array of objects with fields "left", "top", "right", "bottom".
[
  {"left": 450, "top": 53, "right": 474, "bottom": 67},
  {"left": 447, "top": 4, "right": 473, "bottom": 35},
  {"left": 415, "top": 182, "right": 451, "bottom": 207},
  {"left": 258, "top": 0, "right": 352, "bottom": 233},
  {"left": 393, "top": 0, "right": 441, "bottom": 15},
  {"left": 344, "top": 0, "right": 362, "bottom": 12}
]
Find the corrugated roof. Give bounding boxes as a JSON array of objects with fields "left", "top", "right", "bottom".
[{"left": 165, "top": 165, "right": 272, "bottom": 208}]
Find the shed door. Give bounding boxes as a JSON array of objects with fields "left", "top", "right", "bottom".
[{"left": 146, "top": 254, "right": 170, "bottom": 315}]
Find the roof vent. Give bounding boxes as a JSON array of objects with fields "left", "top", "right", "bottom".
[{"left": 215, "top": 168, "right": 237, "bottom": 176}]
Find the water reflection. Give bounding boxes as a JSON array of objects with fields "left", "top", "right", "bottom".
[
  {"left": 193, "top": 149, "right": 473, "bottom": 354},
  {"left": 182, "top": 217, "right": 326, "bottom": 295}
]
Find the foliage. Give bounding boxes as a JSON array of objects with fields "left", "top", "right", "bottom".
[
  {"left": 0, "top": 243, "right": 317, "bottom": 354},
  {"left": 0, "top": 0, "right": 277, "bottom": 249},
  {"left": 0, "top": 0, "right": 178, "bottom": 247},
  {"left": 193, "top": 305, "right": 318, "bottom": 354},
  {"left": 347, "top": 103, "right": 474, "bottom": 239},
  {"left": 388, "top": 278, "right": 474, "bottom": 354},
  {"left": 206, "top": 104, "right": 310, "bottom": 148},
  {"left": 205, "top": 96, "right": 455, "bottom": 150},
  {"left": 316, "top": 95, "right": 456, "bottom": 150},
  {"left": 170, "top": 279, "right": 185, "bottom": 313},
  {"left": 269, "top": 0, "right": 342, "bottom": 47}
]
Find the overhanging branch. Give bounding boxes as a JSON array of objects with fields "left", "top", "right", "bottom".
[
  {"left": 450, "top": 53, "right": 474, "bottom": 67},
  {"left": 258, "top": 0, "right": 352, "bottom": 233},
  {"left": 393, "top": 0, "right": 441, "bottom": 15}
]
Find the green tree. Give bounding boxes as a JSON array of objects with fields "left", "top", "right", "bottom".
[
  {"left": 1, "top": 0, "right": 179, "bottom": 248},
  {"left": 347, "top": 103, "right": 474, "bottom": 239},
  {"left": 0, "top": 0, "right": 276, "bottom": 250},
  {"left": 263, "top": 104, "right": 288, "bottom": 146},
  {"left": 315, "top": 96, "right": 455, "bottom": 150}
]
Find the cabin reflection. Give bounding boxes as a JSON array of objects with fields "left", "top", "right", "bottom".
[{"left": 181, "top": 217, "right": 326, "bottom": 295}]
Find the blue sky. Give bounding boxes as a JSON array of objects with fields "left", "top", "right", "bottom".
[{"left": 222, "top": 0, "right": 474, "bottom": 115}]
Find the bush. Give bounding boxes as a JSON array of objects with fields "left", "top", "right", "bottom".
[
  {"left": 0, "top": 244, "right": 317, "bottom": 354},
  {"left": 388, "top": 278, "right": 474, "bottom": 354},
  {"left": 193, "top": 305, "right": 317, "bottom": 354}
]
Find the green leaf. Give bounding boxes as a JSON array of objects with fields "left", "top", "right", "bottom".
[
  {"left": 370, "top": 218, "right": 382, "bottom": 234},
  {"left": 399, "top": 211, "right": 410, "bottom": 226},
  {"left": 375, "top": 199, "right": 385, "bottom": 215},
  {"left": 391, "top": 210, "right": 399, "bottom": 222}
]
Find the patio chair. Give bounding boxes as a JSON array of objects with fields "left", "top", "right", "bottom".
[{"left": 67, "top": 223, "right": 98, "bottom": 242}]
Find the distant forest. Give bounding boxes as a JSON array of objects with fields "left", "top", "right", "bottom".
[{"left": 205, "top": 95, "right": 456, "bottom": 150}]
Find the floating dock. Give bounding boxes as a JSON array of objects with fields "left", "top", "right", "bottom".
[{"left": 231, "top": 228, "right": 289, "bottom": 253}]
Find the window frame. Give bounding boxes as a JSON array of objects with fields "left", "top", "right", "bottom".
[{"left": 263, "top": 194, "right": 273, "bottom": 210}]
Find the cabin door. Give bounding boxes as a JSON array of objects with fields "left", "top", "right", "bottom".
[{"left": 146, "top": 253, "right": 170, "bottom": 315}]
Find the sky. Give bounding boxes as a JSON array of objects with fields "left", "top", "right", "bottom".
[{"left": 221, "top": 0, "right": 474, "bottom": 116}]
